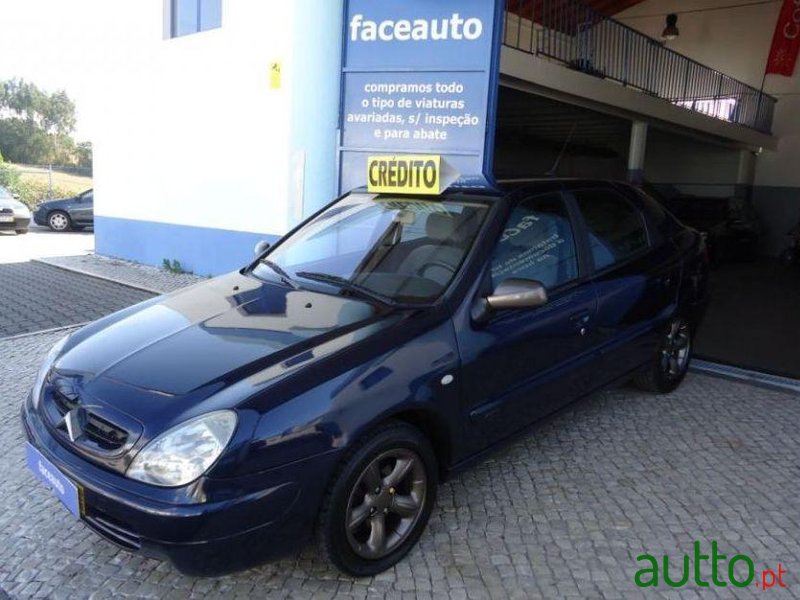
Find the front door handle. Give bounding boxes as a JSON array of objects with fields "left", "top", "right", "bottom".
[
  {"left": 569, "top": 310, "right": 591, "bottom": 336},
  {"left": 569, "top": 310, "right": 591, "bottom": 325}
]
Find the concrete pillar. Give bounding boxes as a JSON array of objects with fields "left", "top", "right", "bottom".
[
  {"left": 735, "top": 149, "right": 757, "bottom": 204},
  {"left": 627, "top": 121, "right": 648, "bottom": 185}
]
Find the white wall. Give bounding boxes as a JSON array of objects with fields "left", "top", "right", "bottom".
[{"left": 92, "top": 0, "right": 296, "bottom": 236}]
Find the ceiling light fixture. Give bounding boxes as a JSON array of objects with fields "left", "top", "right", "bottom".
[{"left": 662, "top": 14, "right": 680, "bottom": 41}]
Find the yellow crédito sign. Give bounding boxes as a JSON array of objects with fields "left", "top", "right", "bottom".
[{"left": 367, "top": 155, "right": 441, "bottom": 195}]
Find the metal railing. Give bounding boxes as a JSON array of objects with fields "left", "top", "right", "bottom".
[{"left": 504, "top": 0, "right": 776, "bottom": 134}]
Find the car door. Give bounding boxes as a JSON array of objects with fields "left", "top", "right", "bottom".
[
  {"left": 567, "top": 185, "right": 681, "bottom": 382},
  {"left": 453, "top": 191, "right": 601, "bottom": 451},
  {"left": 71, "top": 190, "right": 93, "bottom": 225}
]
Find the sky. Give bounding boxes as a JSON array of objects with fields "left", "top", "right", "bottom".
[{"left": 0, "top": 0, "right": 106, "bottom": 140}]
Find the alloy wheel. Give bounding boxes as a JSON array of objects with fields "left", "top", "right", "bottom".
[
  {"left": 49, "top": 212, "right": 69, "bottom": 231},
  {"left": 345, "top": 448, "right": 427, "bottom": 560},
  {"left": 661, "top": 318, "right": 691, "bottom": 379}
]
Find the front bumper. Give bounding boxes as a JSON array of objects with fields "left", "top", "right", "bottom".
[
  {"left": 0, "top": 216, "right": 29, "bottom": 231},
  {"left": 21, "top": 393, "right": 340, "bottom": 575}
]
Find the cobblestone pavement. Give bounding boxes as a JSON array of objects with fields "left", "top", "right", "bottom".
[
  {"left": 36, "top": 254, "right": 205, "bottom": 294},
  {"left": 1, "top": 331, "right": 798, "bottom": 599},
  {"left": 0, "top": 262, "right": 154, "bottom": 338}
]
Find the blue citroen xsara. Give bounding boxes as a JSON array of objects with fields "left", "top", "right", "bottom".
[{"left": 22, "top": 179, "right": 709, "bottom": 576}]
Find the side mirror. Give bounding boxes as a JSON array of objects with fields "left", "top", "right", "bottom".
[
  {"left": 472, "top": 278, "right": 548, "bottom": 324},
  {"left": 253, "top": 240, "right": 271, "bottom": 256},
  {"left": 12, "top": 193, "right": 20, "bottom": 200},
  {"left": 486, "top": 279, "right": 548, "bottom": 310}
]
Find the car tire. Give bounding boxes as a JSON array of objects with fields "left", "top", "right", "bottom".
[
  {"left": 634, "top": 316, "right": 692, "bottom": 394},
  {"left": 15, "top": 229, "right": 28, "bottom": 235},
  {"left": 48, "top": 211, "right": 71, "bottom": 232},
  {"left": 317, "top": 421, "right": 438, "bottom": 577}
]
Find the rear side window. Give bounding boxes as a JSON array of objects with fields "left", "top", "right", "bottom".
[
  {"left": 630, "top": 187, "right": 683, "bottom": 238},
  {"left": 490, "top": 193, "right": 579, "bottom": 290},
  {"left": 574, "top": 189, "right": 649, "bottom": 271}
]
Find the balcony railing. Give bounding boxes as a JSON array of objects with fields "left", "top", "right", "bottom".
[{"left": 504, "top": 0, "right": 776, "bottom": 134}]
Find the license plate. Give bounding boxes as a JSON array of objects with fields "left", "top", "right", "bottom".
[
  {"left": 26, "top": 442, "right": 83, "bottom": 518},
  {"left": 0, "top": 215, "right": 13, "bottom": 223}
]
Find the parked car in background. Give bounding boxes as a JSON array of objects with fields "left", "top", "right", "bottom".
[
  {"left": 34, "top": 189, "right": 94, "bottom": 232},
  {"left": 0, "top": 185, "right": 31, "bottom": 234},
  {"left": 22, "top": 179, "right": 709, "bottom": 577},
  {"left": 642, "top": 183, "right": 761, "bottom": 266}
]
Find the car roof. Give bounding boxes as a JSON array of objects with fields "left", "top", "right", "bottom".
[
  {"left": 449, "top": 178, "right": 632, "bottom": 197},
  {"left": 350, "top": 178, "right": 635, "bottom": 202}
]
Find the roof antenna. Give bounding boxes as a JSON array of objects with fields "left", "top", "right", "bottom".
[{"left": 545, "top": 121, "right": 578, "bottom": 177}]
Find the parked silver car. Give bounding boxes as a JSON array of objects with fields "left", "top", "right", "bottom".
[{"left": 0, "top": 186, "right": 31, "bottom": 234}]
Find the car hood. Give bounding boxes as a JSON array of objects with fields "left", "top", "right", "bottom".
[
  {"left": 0, "top": 198, "right": 29, "bottom": 213},
  {"left": 55, "top": 271, "right": 394, "bottom": 407},
  {"left": 37, "top": 198, "right": 74, "bottom": 209}
]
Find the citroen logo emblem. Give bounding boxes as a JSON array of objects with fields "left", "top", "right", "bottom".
[{"left": 60, "top": 408, "right": 87, "bottom": 442}]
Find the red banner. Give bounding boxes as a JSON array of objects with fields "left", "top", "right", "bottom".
[{"left": 766, "top": 0, "right": 800, "bottom": 76}]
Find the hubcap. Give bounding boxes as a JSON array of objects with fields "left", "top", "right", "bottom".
[
  {"left": 345, "top": 449, "right": 427, "bottom": 560},
  {"left": 50, "top": 213, "right": 68, "bottom": 230},
  {"left": 661, "top": 319, "right": 691, "bottom": 379}
]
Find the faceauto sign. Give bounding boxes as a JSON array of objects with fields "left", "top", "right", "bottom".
[{"left": 339, "top": 0, "right": 505, "bottom": 192}]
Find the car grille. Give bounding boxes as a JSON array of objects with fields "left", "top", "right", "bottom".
[
  {"left": 52, "top": 388, "right": 130, "bottom": 452},
  {"left": 84, "top": 510, "right": 142, "bottom": 551},
  {"left": 0, "top": 208, "right": 12, "bottom": 214}
]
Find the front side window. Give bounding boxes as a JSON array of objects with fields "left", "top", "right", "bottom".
[
  {"left": 253, "top": 193, "right": 491, "bottom": 304},
  {"left": 171, "top": 0, "right": 222, "bottom": 38},
  {"left": 573, "top": 189, "right": 649, "bottom": 271},
  {"left": 490, "top": 193, "right": 579, "bottom": 290}
]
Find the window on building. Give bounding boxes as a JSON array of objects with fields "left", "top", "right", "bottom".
[
  {"left": 171, "top": 0, "right": 222, "bottom": 38},
  {"left": 573, "top": 189, "right": 649, "bottom": 271},
  {"left": 490, "top": 193, "right": 579, "bottom": 291}
]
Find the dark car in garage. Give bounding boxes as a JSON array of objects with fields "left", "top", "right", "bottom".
[
  {"left": 0, "top": 185, "right": 31, "bottom": 234},
  {"left": 33, "top": 188, "right": 94, "bottom": 232},
  {"left": 641, "top": 184, "right": 761, "bottom": 266},
  {"left": 22, "top": 177, "right": 709, "bottom": 577}
]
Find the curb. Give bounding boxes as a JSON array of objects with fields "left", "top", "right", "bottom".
[
  {"left": 691, "top": 359, "right": 800, "bottom": 395},
  {"left": 31, "top": 258, "right": 165, "bottom": 295}
]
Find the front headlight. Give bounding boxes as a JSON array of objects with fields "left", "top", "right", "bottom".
[
  {"left": 32, "top": 334, "right": 70, "bottom": 409},
  {"left": 12, "top": 200, "right": 30, "bottom": 216},
  {"left": 127, "top": 411, "right": 238, "bottom": 487}
]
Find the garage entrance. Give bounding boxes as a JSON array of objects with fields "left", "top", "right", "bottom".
[{"left": 492, "top": 84, "right": 800, "bottom": 382}]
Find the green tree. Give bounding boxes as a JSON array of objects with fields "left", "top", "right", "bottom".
[
  {"left": 76, "top": 141, "right": 93, "bottom": 168},
  {"left": 0, "top": 79, "right": 79, "bottom": 164}
]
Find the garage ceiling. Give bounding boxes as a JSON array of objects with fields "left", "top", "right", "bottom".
[
  {"left": 496, "top": 86, "right": 631, "bottom": 155},
  {"left": 506, "top": 0, "right": 646, "bottom": 19}
]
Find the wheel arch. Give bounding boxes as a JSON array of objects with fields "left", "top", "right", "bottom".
[{"left": 382, "top": 408, "right": 453, "bottom": 482}]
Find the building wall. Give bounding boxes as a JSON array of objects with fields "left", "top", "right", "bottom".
[
  {"left": 618, "top": 0, "right": 800, "bottom": 255},
  {"left": 643, "top": 132, "right": 740, "bottom": 193},
  {"left": 93, "top": 0, "right": 344, "bottom": 275}
]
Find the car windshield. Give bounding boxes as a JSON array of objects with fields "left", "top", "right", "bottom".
[
  {"left": 252, "top": 193, "right": 492, "bottom": 304},
  {"left": 0, "top": 187, "right": 12, "bottom": 200}
]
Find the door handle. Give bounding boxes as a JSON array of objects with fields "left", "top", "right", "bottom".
[
  {"left": 569, "top": 310, "right": 591, "bottom": 336},
  {"left": 569, "top": 310, "right": 591, "bottom": 324}
]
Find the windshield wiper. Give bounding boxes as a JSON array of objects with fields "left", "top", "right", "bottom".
[
  {"left": 295, "top": 271, "right": 394, "bottom": 305},
  {"left": 260, "top": 259, "right": 300, "bottom": 289}
]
